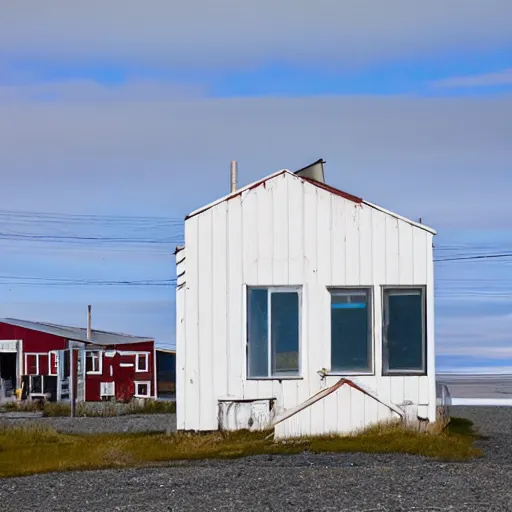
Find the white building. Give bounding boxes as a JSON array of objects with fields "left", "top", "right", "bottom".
[{"left": 176, "top": 160, "right": 436, "bottom": 438}]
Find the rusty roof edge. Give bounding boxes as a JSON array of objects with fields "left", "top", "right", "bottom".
[
  {"left": 363, "top": 200, "right": 437, "bottom": 235},
  {"left": 184, "top": 169, "right": 290, "bottom": 220}
]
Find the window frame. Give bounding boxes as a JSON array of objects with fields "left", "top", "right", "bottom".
[
  {"left": 327, "top": 286, "right": 374, "bottom": 376},
  {"left": 134, "top": 380, "right": 151, "bottom": 398},
  {"left": 48, "top": 350, "right": 58, "bottom": 376},
  {"left": 85, "top": 350, "right": 102, "bottom": 375},
  {"left": 24, "top": 353, "right": 46, "bottom": 375},
  {"left": 135, "top": 353, "right": 149, "bottom": 373},
  {"left": 246, "top": 285, "right": 303, "bottom": 380},
  {"left": 381, "top": 285, "right": 427, "bottom": 376}
]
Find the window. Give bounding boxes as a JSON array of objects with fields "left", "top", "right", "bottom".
[
  {"left": 25, "top": 353, "right": 46, "bottom": 375},
  {"left": 382, "top": 287, "right": 426, "bottom": 375},
  {"left": 134, "top": 381, "right": 151, "bottom": 398},
  {"left": 30, "top": 375, "right": 43, "bottom": 394},
  {"left": 85, "top": 351, "right": 102, "bottom": 374},
  {"left": 247, "top": 286, "right": 301, "bottom": 379},
  {"left": 48, "top": 351, "right": 58, "bottom": 376},
  {"left": 135, "top": 353, "right": 149, "bottom": 372},
  {"left": 330, "top": 288, "right": 373, "bottom": 373},
  {"left": 100, "top": 382, "right": 115, "bottom": 397}
]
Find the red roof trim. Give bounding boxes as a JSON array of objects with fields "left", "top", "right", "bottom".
[{"left": 300, "top": 177, "right": 363, "bottom": 204}]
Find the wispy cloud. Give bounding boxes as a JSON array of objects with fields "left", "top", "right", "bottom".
[{"left": 432, "top": 68, "right": 512, "bottom": 88}]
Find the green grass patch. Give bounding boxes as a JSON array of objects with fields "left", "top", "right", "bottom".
[{"left": 0, "top": 417, "right": 481, "bottom": 478}]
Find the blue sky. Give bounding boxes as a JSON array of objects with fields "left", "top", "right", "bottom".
[{"left": 0, "top": 1, "right": 511, "bottom": 369}]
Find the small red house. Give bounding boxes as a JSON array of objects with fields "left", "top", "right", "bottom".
[{"left": 0, "top": 318, "right": 156, "bottom": 403}]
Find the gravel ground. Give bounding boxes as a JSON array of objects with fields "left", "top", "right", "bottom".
[
  {"left": 0, "top": 413, "right": 175, "bottom": 434},
  {"left": 1, "top": 407, "right": 512, "bottom": 511}
]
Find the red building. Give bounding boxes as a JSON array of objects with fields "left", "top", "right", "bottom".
[{"left": 0, "top": 318, "right": 156, "bottom": 403}]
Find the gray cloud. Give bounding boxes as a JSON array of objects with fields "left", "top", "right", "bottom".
[
  {"left": 1, "top": 1, "right": 512, "bottom": 69},
  {"left": 0, "top": 82, "right": 510, "bottom": 229},
  {"left": 0, "top": 80, "right": 205, "bottom": 103}
]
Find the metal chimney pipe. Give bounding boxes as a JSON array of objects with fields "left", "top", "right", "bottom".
[
  {"left": 230, "top": 160, "right": 237, "bottom": 193},
  {"left": 87, "top": 305, "right": 92, "bottom": 340}
]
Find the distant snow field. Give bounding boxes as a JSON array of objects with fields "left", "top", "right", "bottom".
[{"left": 437, "top": 373, "right": 512, "bottom": 399}]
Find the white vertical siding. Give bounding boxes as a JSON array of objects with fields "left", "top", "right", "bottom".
[
  {"left": 212, "top": 202, "right": 228, "bottom": 423},
  {"left": 227, "top": 197, "right": 244, "bottom": 400},
  {"left": 178, "top": 172, "right": 436, "bottom": 434}
]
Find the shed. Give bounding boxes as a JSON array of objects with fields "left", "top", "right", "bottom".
[
  {"left": 0, "top": 317, "right": 156, "bottom": 403},
  {"left": 156, "top": 348, "right": 176, "bottom": 396},
  {"left": 176, "top": 161, "right": 436, "bottom": 438}
]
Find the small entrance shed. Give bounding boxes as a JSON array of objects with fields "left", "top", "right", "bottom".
[{"left": 176, "top": 161, "right": 436, "bottom": 438}]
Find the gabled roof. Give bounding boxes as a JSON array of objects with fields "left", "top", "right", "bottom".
[
  {"left": 185, "top": 169, "right": 436, "bottom": 234},
  {"left": 0, "top": 318, "right": 153, "bottom": 346}
]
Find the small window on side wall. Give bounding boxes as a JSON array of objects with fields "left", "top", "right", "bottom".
[
  {"left": 247, "top": 287, "right": 301, "bottom": 379},
  {"left": 382, "top": 287, "right": 426, "bottom": 375},
  {"left": 136, "top": 353, "right": 149, "bottom": 372},
  {"left": 330, "top": 288, "right": 373, "bottom": 374},
  {"left": 135, "top": 381, "right": 151, "bottom": 398},
  {"left": 85, "top": 351, "right": 101, "bottom": 374}
]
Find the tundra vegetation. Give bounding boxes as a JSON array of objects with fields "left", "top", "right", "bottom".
[{"left": 0, "top": 416, "right": 481, "bottom": 478}]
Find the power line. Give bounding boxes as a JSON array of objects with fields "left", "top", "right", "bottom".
[
  {"left": 0, "top": 209, "right": 182, "bottom": 224},
  {"left": 0, "top": 233, "right": 180, "bottom": 244},
  {"left": 0, "top": 275, "right": 176, "bottom": 287},
  {"left": 434, "top": 253, "right": 512, "bottom": 263}
]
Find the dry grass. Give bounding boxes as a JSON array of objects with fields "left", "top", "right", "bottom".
[
  {"left": 1, "top": 399, "right": 176, "bottom": 417},
  {"left": 0, "top": 416, "right": 481, "bottom": 478}
]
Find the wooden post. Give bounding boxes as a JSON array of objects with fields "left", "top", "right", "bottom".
[{"left": 70, "top": 347, "right": 75, "bottom": 418}]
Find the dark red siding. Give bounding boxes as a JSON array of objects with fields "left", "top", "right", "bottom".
[
  {"left": 85, "top": 341, "right": 155, "bottom": 402},
  {"left": 0, "top": 322, "right": 67, "bottom": 376}
]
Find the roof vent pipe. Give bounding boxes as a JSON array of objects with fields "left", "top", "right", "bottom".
[
  {"left": 230, "top": 160, "right": 238, "bottom": 193},
  {"left": 87, "top": 305, "right": 92, "bottom": 340}
]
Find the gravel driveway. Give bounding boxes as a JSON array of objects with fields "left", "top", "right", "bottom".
[{"left": 1, "top": 407, "right": 512, "bottom": 512}]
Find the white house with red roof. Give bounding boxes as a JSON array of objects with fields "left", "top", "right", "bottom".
[{"left": 175, "top": 160, "right": 436, "bottom": 438}]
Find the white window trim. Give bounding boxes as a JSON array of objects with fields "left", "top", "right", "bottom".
[
  {"left": 381, "top": 285, "right": 427, "bottom": 376},
  {"left": 24, "top": 353, "right": 46, "bottom": 375},
  {"left": 135, "top": 353, "right": 149, "bottom": 373},
  {"left": 134, "top": 380, "right": 151, "bottom": 398},
  {"left": 327, "top": 287, "right": 375, "bottom": 376},
  {"left": 246, "top": 285, "right": 303, "bottom": 380},
  {"left": 100, "top": 381, "right": 115, "bottom": 397},
  {"left": 85, "top": 350, "right": 103, "bottom": 375},
  {"left": 48, "top": 350, "right": 59, "bottom": 376}
]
